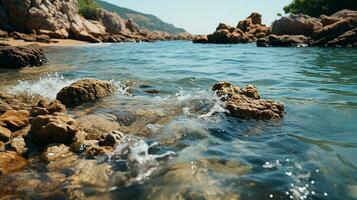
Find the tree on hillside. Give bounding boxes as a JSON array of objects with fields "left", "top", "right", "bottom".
[
  {"left": 284, "top": 0, "right": 357, "bottom": 17},
  {"left": 78, "top": 0, "right": 100, "bottom": 18}
]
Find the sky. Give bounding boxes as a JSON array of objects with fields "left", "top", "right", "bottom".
[{"left": 105, "top": 0, "right": 293, "bottom": 34}]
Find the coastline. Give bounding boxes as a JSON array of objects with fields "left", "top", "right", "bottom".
[{"left": 1, "top": 38, "right": 88, "bottom": 47}]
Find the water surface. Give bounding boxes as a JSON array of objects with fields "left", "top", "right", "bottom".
[{"left": 1, "top": 41, "right": 357, "bottom": 200}]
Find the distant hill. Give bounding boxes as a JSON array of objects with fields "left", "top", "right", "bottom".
[{"left": 95, "top": 0, "right": 187, "bottom": 34}]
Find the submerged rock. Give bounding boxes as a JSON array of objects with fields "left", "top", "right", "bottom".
[
  {"left": 30, "top": 113, "right": 78, "bottom": 145},
  {"left": 0, "top": 44, "right": 48, "bottom": 68},
  {"left": 0, "top": 151, "right": 28, "bottom": 175},
  {"left": 0, "top": 92, "right": 33, "bottom": 114},
  {"left": 213, "top": 82, "right": 284, "bottom": 119},
  {"left": 41, "top": 144, "right": 78, "bottom": 171},
  {"left": 76, "top": 114, "right": 121, "bottom": 140},
  {"left": 56, "top": 79, "right": 116, "bottom": 108}
]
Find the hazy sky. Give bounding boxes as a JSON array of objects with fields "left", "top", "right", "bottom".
[{"left": 105, "top": 0, "right": 293, "bottom": 34}]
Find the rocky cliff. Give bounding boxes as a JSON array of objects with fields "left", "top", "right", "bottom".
[{"left": 0, "top": 0, "right": 192, "bottom": 43}]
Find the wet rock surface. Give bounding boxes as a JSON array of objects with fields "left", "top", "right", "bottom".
[
  {"left": 0, "top": 151, "right": 28, "bottom": 175},
  {"left": 30, "top": 113, "right": 78, "bottom": 145},
  {"left": 0, "top": 110, "right": 29, "bottom": 131},
  {"left": 213, "top": 82, "right": 285, "bottom": 119},
  {"left": 0, "top": 44, "right": 48, "bottom": 68},
  {"left": 56, "top": 79, "right": 116, "bottom": 108}
]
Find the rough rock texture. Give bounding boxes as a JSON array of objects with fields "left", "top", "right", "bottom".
[
  {"left": 0, "top": 126, "right": 11, "bottom": 142},
  {"left": 212, "top": 82, "right": 285, "bottom": 119},
  {"left": 7, "top": 137, "right": 27, "bottom": 156},
  {"left": 0, "top": 92, "right": 35, "bottom": 114},
  {"left": 30, "top": 113, "right": 78, "bottom": 145},
  {"left": 268, "top": 10, "right": 357, "bottom": 47},
  {"left": 312, "top": 17, "right": 357, "bottom": 47},
  {"left": 76, "top": 114, "right": 120, "bottom": 140},
  {"left": 0, "top": 110, "right": 29, "bottom": 131},
  {"left": 194, "top": 12, "right": 269, "bottom": 44},
  {"left": 0, "top": 0, "right": 190, "bottom": 43},
  {"left": 0, "top": 151, "right": 28, "bottom": 175},
  {"left": 257, "top": 35, "right": 310, "bottom": 47},
  {"left": 0, "top": 44, "right": 48, "bottom": 68},
  {"left": 56, "top": 79, "right": 116, "bottom": 108},
  {"left": 271, "top": 14, "right": 323, "bottom": 36}
]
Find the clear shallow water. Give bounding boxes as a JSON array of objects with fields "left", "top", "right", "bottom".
[{"left": 1, "top": 41, "right": 357, "bottom": 200}]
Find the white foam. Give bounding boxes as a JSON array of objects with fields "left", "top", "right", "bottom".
[
  {"left": 174, "top": 88, "right": 228, "bottom": 119},
  {"left": 7, "top": 73, "right": 76, "bottom": 99}
]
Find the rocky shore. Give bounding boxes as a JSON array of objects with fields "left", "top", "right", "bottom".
[
  {"left": 194, "top": 9, "right": 357, "bottom": 47},
  {"left": 0, "top": 77, "right": 284, "bottom": 198},
  {"left": 0, "top": 0, "right": 193, "bottom": 45}
]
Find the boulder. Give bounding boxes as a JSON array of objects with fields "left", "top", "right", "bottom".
[
  {"left": 212, "top": 82, "right": 285, "bottom": 119},
  {"left": 42, "top": 144, "right": 77, "bottom": 171},
  {"left": 312, "top": 18, "right": 357, "bottom": 46},
  {"left": 0, "top": 151, "right": 28, "bottom": 175},
  {"left": 326, "top": 28, "right": 357, "bottom": 47},
  {"left": 126, "top": 18, "right": 140, "bottom": 33},
  {"left": 10, "top": 32, "right": 37, "bottom": 42},
  {"left": 56, "top": 79, "right": 116, "bottom": 108},
  {"left": 81, "top": 8, "right": 129, "bottom": 34},
  {"left": 0, "top": 110, "right": 29, "bottom": 131},
  {"left": 0, "top": 92, "right": 32, "bottom": 114},
  {"left": 192, "top": 35, "right": 208, "bottom": 43},
  {"left": 257, "top": 35, "right": 310, "bottom": 47},
  {"left": 76, "top": 114, "right": 121, "bottom": 140},
  {"left": 272, "top": 14, "right": 323, "bottom": 36},
  {"left": 30, "top": 113, "right": 78, "bottom": 145},
  {"left": 0, "top": 126, "right": 11, "bottom": 142},
  {"left": 237, "top": 12, "right": 262, "bottom": 31},
  {"left": 205, "top": 23, "right": 251, "bottom": 44},
  {"left": 0, "top": 44, "right": 48, "bottom": 68},
  {"left": 99, "top": 130, "right": 124, "bottom": 147},
  {"left": 319, "top": 15, "right": 340, "bottom": 26},
  {"left": 7, "top": 137, "right": 27, "bottom": 156},
  {"left": 331, "top": 9, "right": 357, "bottom": 19}
]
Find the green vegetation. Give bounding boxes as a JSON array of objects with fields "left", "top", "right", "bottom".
[
  {"left": 284, "top": 0, "right": 357, "bottom": 17},
  {"left": 95, "top": 0, "right": 186, "bottom": 34},
  {"left": 78, "top": 0, "right": 100, "bottom": 19}
]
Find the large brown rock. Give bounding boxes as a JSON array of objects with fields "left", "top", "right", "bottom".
[
  {"left": 326, "top": 28, "right": 357, "bottom": 47},
  {"left": 0, "top": 110, "right": 29, "bottom": 131},
  {"left": 272, "top": 14, "right": 323, "bottom": 36},
  {"left": 0, "top": 44, "right": 48, "bottom": 68},
  {"left": 0, "top": 151, "right": 28, "bottom": 175},
  {"left": 312, "top": 18, "right": 357, "bottom": 46},
  {"left": 56, "top": 79, "right": 116, "bottom": 108},
  {"left": 194, "top": 12, "right": 269, "bottom": 44},
  {"left": 30, "top": 113, "right": 78, "bottom": 145},
  {"left": 213, "top": 82, "right": 285, "bottom": 119}
]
